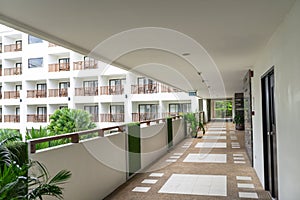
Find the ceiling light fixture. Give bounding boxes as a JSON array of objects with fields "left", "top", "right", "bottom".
[{"left": 182, "top": 52, "right": 190, "bottom": 56}]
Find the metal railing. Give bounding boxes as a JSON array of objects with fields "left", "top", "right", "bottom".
[
  {"left": 27, "top": 90, "right": 47, "bottom": 98},
  {"left": 4, "top": 67, "right": 22, "bottom": 76},
  {"left": 27, "top": 114, "right": 47, "bottom": 123},
  {"left": 75, "top": 87, "right": 98, "bottom": 96},
  {"left": 28, "top": 115, "right": 182, "bottom": 153},
  {"left": 4, "top": 115, "right": 20, "bottom": 123},
  {"left": 48, "top": 88, "right": 68, "bottom": 97},
  {"left": 100, "top": 113, "right": 125, "bottom": 122},
  {"left": 48, "top": 63, "right": 70, "bottom": 72},
  {"left": 73, "top": 61, "right": 98, "bottom": 70},
  {"left": 4, "top": 43, "right": 22, "bottom": 52},
  {"left": 99, "top": 85, "right": 124, "bottom": 95},
  {"left": 131, "top": 83, "right": 159, "bottom": 94},
  {"left": 132, "top": 112, "right": 159, "bottom": 122},
  {"left": 4, "top": 91, "right": 20, "bottom": 99}
]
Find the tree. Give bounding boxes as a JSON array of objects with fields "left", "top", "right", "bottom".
[{"left": 48, "top": 108, "right": 96, "bottom": 135}]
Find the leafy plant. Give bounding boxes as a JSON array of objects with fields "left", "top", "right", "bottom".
[
  {"left": 26, "top": 127, "right": 53, "bottom": 150},
  {"left": 184, "top": 113, "right": 205, "bottom": 138},
  {"left": 48, "top": 108, "right": 96, "bottom": 135},
  {"left": 234, "top": 114, "right": 244, "bottom": 125},
  {"left": 0, "top": 137, "right": 72, "bottom": 200}
]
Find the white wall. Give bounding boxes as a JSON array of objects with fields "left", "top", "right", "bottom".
[
  {"left": 30, "top": 133, "right": 127, "bottom": 200},
  {"left": 252, "top": 1, "right": 300, "bottom": 199},
  {"left": 140, "top": 123, "right": 168, "bottom": 169}
]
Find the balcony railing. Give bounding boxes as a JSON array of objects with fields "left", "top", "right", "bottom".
[
  {"left": 27, "top": 114, "right": 47, "bottom": 123},
  {"left": 4, "top": 115, "right": 20, "bottom": 123},
  {"left": 132, "top": 112, "right": 159, "bottom": 122},
  {"left": 0, "top": 43, "right": 2, "bottom": 53},
  {"left": 48, "top": 63, "right": 70, "bottom": 72},
  {"left": 4, "top": 67, "right": 22, "bottom": 76},
  {"left": 4, "top": 43, "right": 22, "bottom": 52},
  {"left": 100, "top": 113, "right": 125, "bottom": 122},
  {"left": 90, "top": 114, "right": 99, "bottom": 122},
  {"left": 75, "top": 87, "right": 98, "bottom": 96},
  {"left": 161, "top": 112, "right": 181, "bottom": 118},
  {"left": 48, "top": 88, "right": 68, "bottom": 97},
  {"left": 4, "top": 91, "right": 20, "bottom": 99},
  {"left": 73, "top": 61, "right": 98, "bottom": 70},
  {"left": 131, "top": 83, "right": 158, "bottom": 94},
  {"left": 27, "top": 90, "right": 47, "bottom": 98},
  {"left": 161, "top": 84, "right": 182, "bottom": 93},
  {"left": 99, "top": 86, "right": 124, "bottom": 95}
]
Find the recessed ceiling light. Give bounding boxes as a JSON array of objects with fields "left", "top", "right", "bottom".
[
  {"left": 182, "top": 53, "right": 190, "bottom": 56},
  {"left": 197, "top": 72, "right": 202, "bottom": 76}
]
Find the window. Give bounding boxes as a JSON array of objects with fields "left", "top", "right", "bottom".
[
  {"left": 109, "top": 79, "right": 125, "bottom": 94},
  {"left": 15, "top": 40, "right": 22, "bottom": 50},
  {"left": 59, "top": 82, "right": 70, "bottom": 89},
  {"left": 84, "top": 105, "right": 99, "bottom": 122},
  {"left": 28, "top": 35, "right": 43, "bottom": 44},
  {"left": 110, "top": 105, "right": 124, "bottom": 122},
  {"left": 58, "top": 58, "right": 70, "bottom": 71},
  {"left": 37, "top": 107, "right": 47, "bottom": 115},
  {"left": 213, "top": 100, "right": 232, "bottom": 118},
  {"left": 59, "top": 106, "right": 68, "bottom": 109},
  {"left": 16, "top": 85, "right": 22, "bottom": 91},
  {"left": 83, "top": 80, "right": 98, "bottom": 88},
  {"left": 138, "top": 104, "right": 158, "bottom": 120},
  {"left": 37, "top": 83, "right": 47, "bottom": 91},
  {"left": 28, "top": 57, "right": 43, "bottom": 68},
  {"left": 84, "top": 56, "right": 96, "bottom": 68},
  {"left": 169, "top": 103, "right": 191, "bottom": 114},
  {"left": 15, "top": 62, "right": 22, "bottom": 68},
  {"left": 16, "top": 107, "right": 20, "bottom": 115},
  {"left": 137, "top": 77, "right": 157, "bottom": 93}
]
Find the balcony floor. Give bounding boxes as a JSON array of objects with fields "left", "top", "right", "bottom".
[{"left": 104, "top": 122, "right": 271, "bottom": 199}]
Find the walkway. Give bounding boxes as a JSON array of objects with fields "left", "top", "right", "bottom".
[{"left": 104, "top": 122, "right": 271, "bottom": 199}]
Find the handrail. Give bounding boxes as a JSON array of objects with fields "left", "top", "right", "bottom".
[{"left": 28, "top": 115, "right": 182, "bottom": 154}]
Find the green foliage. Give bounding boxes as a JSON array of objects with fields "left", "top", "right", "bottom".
[
  {"left": 0, "top": 129, "right": 22, "bottom": 142},
  {"left": 0, "top": 138, "right": 72, "bottom": 200},
  {"left": 26, "top": 127, "right": 53, "bottom": 150},
  {"left": 234, "top": 114, "right": 244, "bottom": 124},
  {"left": 214, "top": 100, "right": 232, "bottom": 118},
  {"left": 48, "top": 108, "right": 96, "bottom": 135},
  {"left": 184, "top": 113, "right": 205, "bottom": 137}
]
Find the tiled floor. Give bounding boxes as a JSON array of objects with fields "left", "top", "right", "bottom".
[
  {"left": 104, "top": 122, "right": 271, "bottom": 200},
  {"left": 158, "top": 174, "right": 227, "bottom": 196}
]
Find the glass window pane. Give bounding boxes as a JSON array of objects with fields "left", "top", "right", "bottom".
[
  {"left": 28, "top": 35, "right": 43, "bottom": 44},
  {"left": 28, "top": 58, "right": 43, "bottom": 68}
]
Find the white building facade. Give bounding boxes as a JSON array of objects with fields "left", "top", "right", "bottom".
[{"left": 0, "top": 25, "right": 200, "bottom": 135}]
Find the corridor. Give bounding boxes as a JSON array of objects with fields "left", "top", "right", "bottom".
[{"left": 105, "top": 122, "right": 271, "bottom": 199}]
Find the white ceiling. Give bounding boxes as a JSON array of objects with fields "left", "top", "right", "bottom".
[{"left": 0, "top": 0, "right": 295, "bottom": 98}]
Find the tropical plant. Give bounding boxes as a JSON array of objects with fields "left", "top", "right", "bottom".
[
  {"left": 48, "top": 108, "right": 96, "bottom": 135},
  {"left": 26, "top": 127, "right": 53, "bottom": 150},
  {"left": 184, "top": 113, "right": 205, "bottom": 138},
  {"left": 0, "top": 129, "right": 22, "bottom": 142},
  {"left": 0, "top": 137, "right": 72, "bottom": 200}
]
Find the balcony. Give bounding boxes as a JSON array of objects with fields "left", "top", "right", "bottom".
[
  {"left": 90, "top": 114, "right": 99, "bottom": 122},
  {"left": 100, "top": 113, "right": 125, "bottom": 122},
  {"left": 99, "top": 86, "right": 124, "bottom": 95},
  {"left": 27, "top": 114, "right": 47, "bottom": 123},
  {"left": 161, "top": 84, "right": 182, "bottom": 93},
  {"left": 131, "top": 83, "right": 158, "bottom": 94},
  {"left": 132, "top": 112, "right": 159, "bottom": 122},
  {"left": 0, "top": 43, "right": 2, "bottom": 53},
  {"left": 75, "top": 87, "right": 98, "bottom": 96},
  {"left": 4, "top": 43, "right": 22, "bottom": 52},
  {"left": 4, "top": 115, "right": 20, "bottom": 123},
  {"left": 4, "top": 91, "right": 20, "bottom": 99},
  {"left": 73, "top": 61, "right": 97, "bottom": 70},
  {"left": 27, "top": 90, "right": 47, "bottom": 98},
  {"left": 4, "top": 67, "right": 22, "bottom": 76},
  {"left": 48, "top": 88, "right": 68, "bottom": 97},
  {"left": 48, "top": 63, "right": 70, "bottom": 72},
  {"left": 161, "top": 112, "right": 181, "bottom": 118}
]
